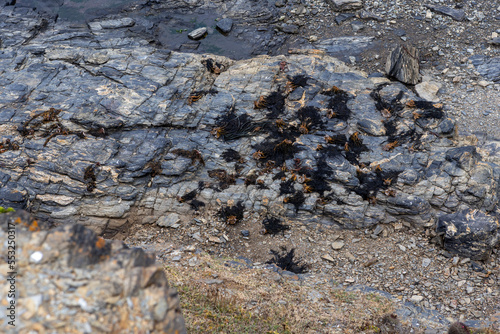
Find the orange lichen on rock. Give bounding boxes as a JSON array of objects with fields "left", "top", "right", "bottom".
[
  {"left": 96, "top": 237, "right": 106, "bottom": 249},
  {"left": 29, "top": 220, "right": 39, "bottom": 232}
]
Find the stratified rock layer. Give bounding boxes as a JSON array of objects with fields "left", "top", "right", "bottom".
[
  {"left": 0, "top": 211, "right": 186, "bottom": 333},
  {"left": 0, "top": 6, "right": 499, "bottom": 257}
]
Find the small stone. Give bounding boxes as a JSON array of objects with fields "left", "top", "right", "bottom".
[
  {"left": 326, "top": 0, "right": 363, "bottom": 12},
  {"left": 490, "top": 37, "right": 500, "bottom": 46},
  {"left": 275, "top": 0, "right": 285, "bottom": 7},
  {"left": 351, "top": 21, "right": 365, "bottom": 32},
  {"left": 321, "top": 254, "right": 336, "bottom": 262},
  {"left": 192, "top": 232, "right": 203, "bottom": 242},
  {"left": 410, "top": 295, "right": 424, "bottom": 303},
  {"left": 335, "top": 13, "right": 355, "bottom": 25},
  {"left": 202, "top": 279, "right": 223, "bottom": 285},
  {"left": 373, "top": 225, "right": 383, "bottom": 235},
  {"left": 241, "top": 230, "right": 250, "bottom": 237},
  {"left": 188, "top": 27, "right": 208, "bottom": 40},
  {"left": 281, "top": 24, "right": 299, "bottom": 34},
  {"left": 422, "top": 258, "right": 431, "bottom": 267},
  {"left": 425, "top": 5, "right": 465, "bottom": 21},
  {"left": 415, "top": 81, "right": 441, "bottom": 102},
  {"left": 344, "top": 251, "right": 356, "bottom": 263},
  {"left": 216, "top": 18, "right": 233, "bottom": 34},
  {"left": 157, "top": 213, "right": 181, "bottom": 228},
  {"left": 208, "top": 235, "right": 222, "bottom": 243},
  {"left": 398, "top": 245, "right": 406, "bottom": 251},
  {"left": 188, "top": 257, "right": 199, "bottom": 267},
  {"left": 30, "top": 251, "right": 43, "bottom": 263},
  {"left": 345, "top": 277, "right": 355, "bottom": 283},
  {"left": 478, "top": 80, "right": 490, "bottom": 87},
  {"left": 331, "top": 241, "right": 345, "bottom": 250},
  {"left": 309, "top": 35, "right": 318, "bottom": 42}
]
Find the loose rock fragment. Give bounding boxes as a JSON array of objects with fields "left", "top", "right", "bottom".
[
  {"left": 385, "top": 45, "right": 421, "bottom": 84},
  {"left": 188, "top": 27, "right": 207, "bottom": 40}
]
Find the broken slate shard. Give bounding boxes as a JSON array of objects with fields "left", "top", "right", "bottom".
[
  {"left": 385, "top": 45, "right": 421, "bottom": 85},
  {"left": 425, "top": 5, "right": 466, "bottom": 22},
  {"left": 326, "top": 0, "right": 364, "bottom": 12}
]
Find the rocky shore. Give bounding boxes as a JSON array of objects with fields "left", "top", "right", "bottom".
[{"left": 0, "top": 0, "right": 499, "bottom": 332}]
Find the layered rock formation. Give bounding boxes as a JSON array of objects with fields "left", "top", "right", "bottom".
[
  {"left": 0, "top": 5, "right": 498, "bottom": 259},
  {"left": 0, "top": 211, "right": 186, "bottom": 333}
]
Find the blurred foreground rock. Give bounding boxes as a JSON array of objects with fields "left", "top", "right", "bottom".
[{"left": 0, "top": 211, "right": 186, "bottom": 333}]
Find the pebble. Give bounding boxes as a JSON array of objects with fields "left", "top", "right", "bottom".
[
  {"left": 188, "top": 27, "right": 207, "bottom": 40},
  {"left": 216, "top": 18, "right": 233, "bottom": 33},
  {"left": 322, "top": 254, "right": 336, "bottom": 263},
  {"left": 410, "top": 295, "right": 424, "bottom": 303},
  {"left": 331, "top": 241, "right": 345, "bottom": 250}
]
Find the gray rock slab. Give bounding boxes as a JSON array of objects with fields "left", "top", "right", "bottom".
[
  {"left": 326, "top": 0, "right": 364, "bottom": 12},
  {"left": 469, "top": 55, "right": 500, "bottom": 82},
  {"left": 425, "top": 5, "right": 465, "bottom": 22}
]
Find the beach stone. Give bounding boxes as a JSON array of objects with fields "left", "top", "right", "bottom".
[
  {"left": 425, "top": 5, "right": 465, "bottom": 22},
  {"left": 436, "top": 209, "right": 500, "bottom": 260},
  {"left": 415, "top": 81, "right": 441, "bottom": 102},
  {"left": 216, "top": 18, "right": 233, "bottom": 33},
  {"left": 188, "top": 27, "right": 207, "bottom": 40},
  {"left": 326, "top": 0, "right": 364, "bottom": 12}
]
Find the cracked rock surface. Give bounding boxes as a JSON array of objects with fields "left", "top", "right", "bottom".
[{"left": 0, "top": 5, "right": 498, "bottom": 260}]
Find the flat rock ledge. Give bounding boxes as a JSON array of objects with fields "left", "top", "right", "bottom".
[
  {"left": 0, "top": 211, "right": 186, "bottom": 333},
  {"left": 0, "top": 7, "right": 499, "bottom": 259}
]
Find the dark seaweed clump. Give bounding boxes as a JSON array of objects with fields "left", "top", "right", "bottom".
[
  {"left": 344, "top": 132, "right": 369, "bottom": 165},
  {"left": 297, "top": 106, "right": 325, "bottom": 130},
  {"left": 264, "top": 92, "right": 286, "bottom": 118},
  {"left": 202, "top": 58, "right": 222, "bottom": 74},
  {"left": 262, "top": 216, "right": 290, "bottom": 235},
  {"left": 288, "top": 74, "right": 310, "bottom": 87},
  {"left": 83, "top": 164, "right": 97, "bottom": 192},
  {"left": 171, "top": 149, "right": 205, "bottom": 166},
  {"left": 323, "top": 87, "right": 352, "bottom": 121},
  {"left": 221, "top": 148, "right": 241, "bottom": 162},
  {"left": 284, "top": 191, "right": 305, "bottom": 213},
  {"left": 178, "top": 189, "right": 198, "bottom": 203},
  {"left": 208, "top": 169, "right": 236, "bottom": 190},
  {"left": 252, "top": 138, "right": 302, "bottom": 166},
  {"left": 354, "top": 169, "right": 401, "bottom": 200},
  {"left": 189, "top": 199, "right": 205, "bottom": 211},
  {"left": 413, "top": 101, "right": 444, "bottom": 120},
  {"left": 217, "top": 201, "right": 245, "bottom": 224},
  {"left": 266, "top": 246, "right": 308, "bottom": 274},
  {"left": 370, "top": 86, "right": 405, "bottom": 116},
  {"left": 213, "top": 112, "right": 256, "bottom": 141},
  {"left": 279, "top": 179, "right": 295, "bottom": 195}
]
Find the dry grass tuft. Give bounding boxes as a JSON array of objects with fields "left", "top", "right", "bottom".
[{"left": 164, "top": 253, "right": 397, "bottom": 333}]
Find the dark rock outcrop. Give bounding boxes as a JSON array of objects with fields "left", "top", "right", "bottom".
[
  {"left": 0, "top": 211, "right": 186, "bottom": 333},
  {"left": 436, "top": 209, "right": 499, "bottom": 260},
  {"left": 0, "top": 6, "right": 498, "bottom": 258}
]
